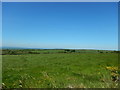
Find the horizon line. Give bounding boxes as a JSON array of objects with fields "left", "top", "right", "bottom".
[{"left": 1, "top": 46, "right": 118, "bottom": 51}]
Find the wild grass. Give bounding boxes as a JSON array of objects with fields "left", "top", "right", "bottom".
[{"left": 2, "top": 50, "right": 119, "bottom": 88}]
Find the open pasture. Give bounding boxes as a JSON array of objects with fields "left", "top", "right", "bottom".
[{"left": 2, "top": 49, "right": 119, "bottom": 88}]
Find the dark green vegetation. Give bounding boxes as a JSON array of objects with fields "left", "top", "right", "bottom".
[
  {"left": 2, "top": 49, "right": 119, "bottom": 55},
  {"left": 2, "top": 49, "right": 119, "bottom": 88}
]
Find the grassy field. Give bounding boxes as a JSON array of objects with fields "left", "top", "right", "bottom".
[{"left": 2, "top": 49, "right": 119, "bottom": 88}]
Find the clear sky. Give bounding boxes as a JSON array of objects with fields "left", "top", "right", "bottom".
[{"left": 2, "top": 2, "right": 118, "bottom": 50}]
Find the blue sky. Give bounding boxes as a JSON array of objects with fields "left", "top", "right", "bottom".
[{"left": 2, "top": 2, "right": 118, "bottom": 50}]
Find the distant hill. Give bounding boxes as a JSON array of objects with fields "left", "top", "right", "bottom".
[
  {"left": 1, "top": 46, "right": 117, "bottom": 51},
  {"left": 1, "top": 46, "right": 27, "bottom": 49}
]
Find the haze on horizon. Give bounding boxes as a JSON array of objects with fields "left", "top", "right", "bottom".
[{"left": 2, "top": 2, "right": 118, "bottom": 50}]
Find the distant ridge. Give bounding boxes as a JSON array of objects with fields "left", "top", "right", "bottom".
[
  {"left": 1, "top": 46, "right": 117, "bottom": 51},
  {"left": 1, "top": 46, "right": 53, "bottom": 50},
  {"left": 2, "top": 46, "right": 27, "bottom": 49}
]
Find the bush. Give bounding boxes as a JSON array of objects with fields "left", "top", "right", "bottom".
[{"left": 71, "top": 50, "right": 75, "bottom": 52}]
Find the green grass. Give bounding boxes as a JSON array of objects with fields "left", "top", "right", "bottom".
[{"left": 2, "top": 50, "right": 118, "bottom": 88}]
